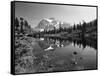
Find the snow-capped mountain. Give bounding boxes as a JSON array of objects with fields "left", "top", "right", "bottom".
[{"left": 35, "top": 18, "right": 70, "bottom": 31}]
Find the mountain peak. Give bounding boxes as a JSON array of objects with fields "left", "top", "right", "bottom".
[{"left": 35, "top": 18, "right": 70, "bottom": 31}]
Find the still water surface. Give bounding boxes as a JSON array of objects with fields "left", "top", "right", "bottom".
[{"left": 33, "top": 37, "right": 97, "bottom": 72}]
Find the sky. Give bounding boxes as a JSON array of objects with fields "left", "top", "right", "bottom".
[{"left": 15, "top": 2, "right": 97, "bottom": 28}]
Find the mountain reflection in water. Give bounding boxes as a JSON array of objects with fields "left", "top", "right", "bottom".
[
  {"left": 38, "top": 37, "right": 97, "bottom": 50},
  {"left": 32, "top": 37, "right": 97, "bottom": 73}
]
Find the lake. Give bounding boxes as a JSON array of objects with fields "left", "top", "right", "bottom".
[{"left": 31, "top": 37, "right": 97, "bottom": 73}]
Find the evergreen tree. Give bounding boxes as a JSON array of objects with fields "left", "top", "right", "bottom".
[
  {"left": 24, "top": 20, "right": 28, "bottom": 29},
  {"left": 20, "top": 17, "right": 24, "bottom": 33},
  {"left": 73, "top": 24, "right": 76, "bottom": 30},
  {"left": 15, "top": 17, "right": 19, "bottom": 31}
]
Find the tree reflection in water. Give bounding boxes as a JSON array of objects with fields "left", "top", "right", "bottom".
[{"left": 32, "top": 36, "right": 97, "bottom": 72}]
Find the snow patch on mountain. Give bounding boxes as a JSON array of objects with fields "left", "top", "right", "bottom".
[{"left": 43, "top": 18, "right": 53, "bottom": 23}]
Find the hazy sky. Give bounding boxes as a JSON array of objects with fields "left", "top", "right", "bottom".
[{"left": 15, "top": 2, "right": 96, "bottom": 28}]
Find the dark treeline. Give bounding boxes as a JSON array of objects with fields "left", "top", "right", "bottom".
[
  {"left": 15, "top": 17, "right": 33, "bottom": 35},
  {"left": 15, "top": 17, "right": 97, "bottom": 39}
]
